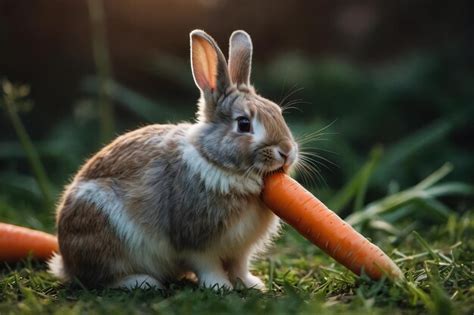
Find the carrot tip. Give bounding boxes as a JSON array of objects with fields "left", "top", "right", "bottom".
[{"left": 0, "top": 222, "right": 58, "bottom": 262}]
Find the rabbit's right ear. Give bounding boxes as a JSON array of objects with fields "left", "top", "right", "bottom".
[
  {"left": 190, "top": 30, "right": 231, "bottom": 98},
  {"left": 228, "top": 30, "right": 253, "bottom": 86}
]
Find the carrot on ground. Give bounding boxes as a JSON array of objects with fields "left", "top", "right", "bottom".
[
  {"left": 262, "top": 172, "right": 403, "bottom": 281},
  {"left": 0, "top": 222, "right": 58, "bottom": 262}
]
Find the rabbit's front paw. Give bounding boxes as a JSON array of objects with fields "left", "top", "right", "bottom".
[
  {"left": 237, "top": 273, "right": 266, "bottom": 291},
  {"left": 199, "top": 272, "right": 233, "bottom": 291},
  {"left": 111, "top": 274, "right": 164, "bottom": 290}
]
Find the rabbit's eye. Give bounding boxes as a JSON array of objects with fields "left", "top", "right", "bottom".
[{"left": 236, "top": 116, "right": 251, "bottom": 133}]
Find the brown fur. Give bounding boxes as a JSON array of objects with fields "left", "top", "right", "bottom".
[
  {"left": 57, "top": 181, "right": 127, "bottom": 287},
  {"left": 78, "top": 125, "right": 177, "bottom": 180}
]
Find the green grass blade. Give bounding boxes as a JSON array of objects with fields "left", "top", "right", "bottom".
[
  {"left": 326, "top": 172, "right": 361, "bottom": 212},
  {"left": 1, "top": 82, "right": 54, "bottom": 208},
  {"left": 345, "top": 163, "right": 463, "bottom": 227},
  {"left": 87, "top": 0, "right": 115, "bottom": 143},
  {"left": 415, "top": 163, "right": 453, "bottom": 190},
  {"left": 328, "top": 147, "right": 382, "bottom": 212},
  {"left": 412, "top": 231, "right": 438, "bottom": 260},
  {"left": 425, "top": 182, "right": 474, "bottom": 197},
  {"left": 345, "top": 189, "right": 419, "bottom": 226},
  {"left": 353, "top": 146, "right": 383, "bottom": 212}
]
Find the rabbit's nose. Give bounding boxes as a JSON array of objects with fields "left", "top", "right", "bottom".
[
  {"left": 278, "top": 140, "right": 293, "bottom": 158},
  {"left": 278, "top": 139, "right": 297, "bottom": 166}
]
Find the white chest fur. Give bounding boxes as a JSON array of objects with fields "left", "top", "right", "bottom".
[{"left": 215, "top": 199, "right": 280, "bottom": 259}]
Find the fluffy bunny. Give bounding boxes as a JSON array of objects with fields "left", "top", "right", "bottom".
[{"left": 48, "top": 30, "right": 298, "bottom": 291}]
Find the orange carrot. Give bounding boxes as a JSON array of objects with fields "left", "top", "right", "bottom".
[
  {"left": 262, "top": 172, "right": 403, "bottom": 280},
  {"left": 0, "top": 222, "right": 58, "bottom": 262}
]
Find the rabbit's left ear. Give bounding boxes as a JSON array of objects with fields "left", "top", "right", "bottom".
[
  {"left": 190, "top": 30, "right": 231, "bottom": 96},
  {"left": 228, "top": 30, "right": 253, "bottom": 86}
]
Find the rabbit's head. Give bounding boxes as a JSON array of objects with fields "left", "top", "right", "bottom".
[{"left": 188, "top": 30, "right": 298, "bottom": 178}]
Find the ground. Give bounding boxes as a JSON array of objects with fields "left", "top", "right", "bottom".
[{"left": 0, "top": 211, "right": 472, "bottom": 315}]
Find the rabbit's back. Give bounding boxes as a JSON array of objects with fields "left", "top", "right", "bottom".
[{"left": 77, "top": 124, "right": 190, "bottom": 181}]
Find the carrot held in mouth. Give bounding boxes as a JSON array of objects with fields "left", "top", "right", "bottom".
[
  {"left": 262, "top": 172, "right": 403, "bottom": 280},
  {"left": 0, "top": 222, "right": 58, "bottom": 262}
]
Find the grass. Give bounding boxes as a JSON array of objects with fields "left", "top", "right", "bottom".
[{"left": 0, "top": 212, "right": 472, "bottom": 314}]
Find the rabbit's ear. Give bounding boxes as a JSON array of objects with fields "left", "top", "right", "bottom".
[
  {"left": 228, "top": 30, "right": 253, "bottom": 86},
  {"left": 190, "top": 30, "right": 230, "bottom": 96}
]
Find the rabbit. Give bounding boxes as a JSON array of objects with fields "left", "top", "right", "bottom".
[{"left": 48, "top": 29, "right": 298, "bottom": 291}]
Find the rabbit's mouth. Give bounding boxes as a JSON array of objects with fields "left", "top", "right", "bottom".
[
  {"left": 263, "top": 166, "right": 287, "bottom": 177},
  {"left": 254, "top": 159, "right": 292, "bottom": 178}
]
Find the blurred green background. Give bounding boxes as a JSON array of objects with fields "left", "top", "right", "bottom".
[{"left": 0, "top": 0, "right": 472, "bottom": 230}]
